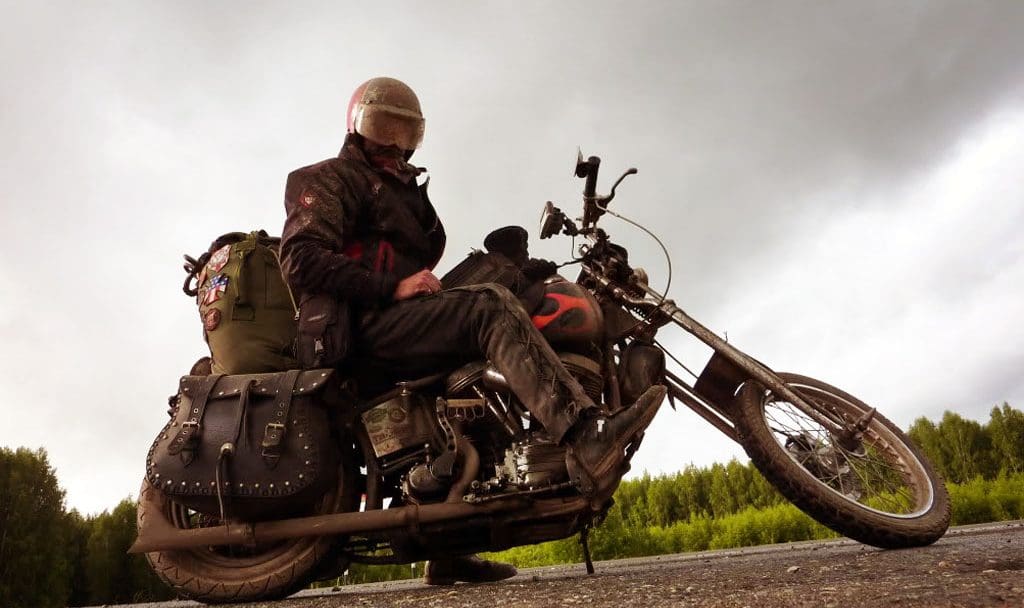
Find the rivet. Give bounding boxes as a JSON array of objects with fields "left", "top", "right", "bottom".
[
  {"left": 180, "top": 481, "right": 186, "bottom": 485},
  {"left": 284, "top": 481, "right": 290, "bottom": 486},
  {"left": 299, "top": 387, "right": 305, "bottom": 392},
  {"left": 320, "top": 372, "right": 327, "bottom": 377},
  {"left": 304, "top": 445, "right": 309, "bottom": 450},
  {"left": 312, "top": 382, "right": 318, "bottom": 387},
  {"left": 269, "top": 483, "right": 275, "bottom": 489},
  {"left": 183, "top": 387, "right": 190, "bottom": 392},
  {"left": 195, "top": 482, "right": 201, "bottom": 487},
  {"left": 298, "top": 474, "right": 304, "bottom": 480},
  {"left": 238, "top": 483, "right": 244, "bottom": 488},
  {"left": 218, "top": 391, "right": 224, "bottom": 396},
  {"left": 304, "top": 460, "right": 311, "bottom": 466},
  {"left": 166, "top": 479, "right": 173, "bottom": 485},
  {"left": 298, "top": 433, "right": 304, "bottom": 438},
  {"left": 154, "top": 473, "right": 161, "bottom": 478},
  {"left": 210, "top": 481, "right": 216, "bottom": 486},
  {"left": 255, "top": 483, "right": 260, "bottom": 488}
]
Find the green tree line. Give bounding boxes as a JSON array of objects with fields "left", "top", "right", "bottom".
[
  {"left": 2, "top": 404, "right": 1021, "bottom": 605},
  {"left": 908, "top": 403, "right": 1024, "bottom": 482},
  {"left": 0, "top": 448, "right": 173, "bottom": 607}
]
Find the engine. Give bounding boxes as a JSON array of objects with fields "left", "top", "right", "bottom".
[{"left": 358, "top": 351, "right": 605, "bottom": 505}]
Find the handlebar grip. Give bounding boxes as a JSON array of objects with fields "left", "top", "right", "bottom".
[{"left": 582, "top": 156, "right": 601, "bottom": 199}]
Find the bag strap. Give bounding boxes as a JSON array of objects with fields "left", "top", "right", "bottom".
[
  {"left": 167, "top": 374, "right": 223, "bottom": 461},
  {"left": 261, "top": 369, "right": 302, "bottom": 468},
  {"left": 232, "top": 233, "right": 259, "bottom": 308}
]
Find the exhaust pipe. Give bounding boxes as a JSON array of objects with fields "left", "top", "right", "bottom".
[{"left": 130, "top": 496, "right": 526, "bottom": 554}]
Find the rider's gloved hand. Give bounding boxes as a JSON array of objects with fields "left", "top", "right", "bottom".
[
  {"left": 394, "top": 269, "right": 442, "bottom": 300},
  {"left": 522, "top": 258, "right": 558, "bottom": 281}
]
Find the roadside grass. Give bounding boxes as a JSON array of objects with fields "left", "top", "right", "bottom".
[
  {"left": 492, "top": 502, "right": 838, "bottom": 569},
  {"left": 318, "top": 473, "right": 1024, "bottom": 586},
  {"left": 492, "top": 474, "right": 1024, "bottom": 569},
  {"left": 947, "top": 474, "right": 1024, "bottom": 524}
]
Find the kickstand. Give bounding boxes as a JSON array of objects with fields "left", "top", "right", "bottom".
[{"left": 580, "top": 526, "right": 595, "bottom": 575}]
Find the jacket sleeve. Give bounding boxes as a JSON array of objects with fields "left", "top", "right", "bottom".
[{"left": 280, "top": 168, "right": 399, "bottom": 305}]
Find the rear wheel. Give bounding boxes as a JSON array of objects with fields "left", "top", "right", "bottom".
[
  {"left": 138, "top": 459, "right": 358, "bottom": 603},
  {"left": 733, "top": 373, "right": 950, "bottom": 548}
]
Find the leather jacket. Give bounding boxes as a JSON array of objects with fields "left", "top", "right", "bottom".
[{"left": 280, "top": 135, "right": 446, "bottom": 367}]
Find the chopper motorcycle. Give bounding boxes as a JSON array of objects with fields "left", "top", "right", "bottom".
[{"left": 132, "top": 153, "right": 950, "bottom": 603}]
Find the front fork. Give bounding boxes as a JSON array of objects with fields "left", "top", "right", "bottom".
[{"left": 583, "top": 265, "right": 847, "bottom": 437}]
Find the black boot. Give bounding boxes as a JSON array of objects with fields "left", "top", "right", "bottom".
[
  {"left": 566, "top": 385, "right": 667, "bottom": 506},
  {"left": 424, "top": 554, "right": 518, "bottom": 585}
]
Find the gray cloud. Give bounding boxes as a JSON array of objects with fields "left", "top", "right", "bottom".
[{"left": 1, "top": 1, "right": 1022, "bottom": 513}]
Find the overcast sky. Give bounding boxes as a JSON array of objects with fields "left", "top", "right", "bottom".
[{"left": 1, "top": 1, "right": 1022, "bottom": 516}]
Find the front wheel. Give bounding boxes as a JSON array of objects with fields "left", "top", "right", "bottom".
[{"left": 732, "top": 373, "right": 950, "bottom": 548}]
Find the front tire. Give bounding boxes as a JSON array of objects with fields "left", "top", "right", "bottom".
[
  {"left": 733, "top": 373, "right": 950, "bottom": 548},
  {"left": 138, "top": 460, "right": 358, "bottom": 603}
]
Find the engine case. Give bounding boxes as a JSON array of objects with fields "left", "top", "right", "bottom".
[{"left": 501, "top": 438, "right": 568, "bottom": 489}]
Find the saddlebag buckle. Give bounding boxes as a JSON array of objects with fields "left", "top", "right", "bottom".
[{"left": 261, "top": 422, "right": 287, "bottom": 468}]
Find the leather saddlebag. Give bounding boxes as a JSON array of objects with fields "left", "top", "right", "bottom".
[{"left": 146, "top": 369, "right": 339, "bottom": 520}]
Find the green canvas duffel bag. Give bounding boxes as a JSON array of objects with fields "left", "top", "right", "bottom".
[{"left": 183, "top": 231, "right": 298, "bottom": 374}]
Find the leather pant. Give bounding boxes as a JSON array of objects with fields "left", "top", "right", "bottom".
[{"left": 353, "top": 283, "right": 594, "bottom": 442}]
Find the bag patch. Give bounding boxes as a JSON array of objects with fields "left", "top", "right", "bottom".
[
  {"left": 202, "top": 274, "right": 228, "bottom": 305},
  {"left": 207, "top": 244, "right": 231, "bottom": 273},
  {"left": 203, "top": 308, "right": 221, "bottom": 331}
]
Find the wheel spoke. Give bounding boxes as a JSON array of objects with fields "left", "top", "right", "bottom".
[{"left": 762, "top": 390, "right": 929, "bottom": 516}]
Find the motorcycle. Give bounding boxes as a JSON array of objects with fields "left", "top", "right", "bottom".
[{"left": 132, "top": 152, "right": 950, "bottom": 603}]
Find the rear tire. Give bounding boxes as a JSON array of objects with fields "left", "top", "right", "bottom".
[
  {"left": 733, "top": 373, "right": 950, "bottom": 548},
  {"left": 138, "top": 459, "right": 358, "bottom": 603}
]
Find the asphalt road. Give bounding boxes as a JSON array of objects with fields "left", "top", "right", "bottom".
[{"left": 128, "top": 520, "right": 1024, "bottom": 608}]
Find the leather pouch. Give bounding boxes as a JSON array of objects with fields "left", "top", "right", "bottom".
[
  {"left": 295, "top": 294, "right": 351, "bottom": 369},
  {"left": 146, "top": 369, "right": 339, "bottom": 520}
]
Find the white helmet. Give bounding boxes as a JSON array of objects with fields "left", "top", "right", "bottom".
[{"left": 346, "top": 76, "right": 425, "bottom": 150}]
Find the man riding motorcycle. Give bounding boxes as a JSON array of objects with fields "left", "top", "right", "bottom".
[{"left": 280, "top": 76, "right": 666, "bottom": 584}]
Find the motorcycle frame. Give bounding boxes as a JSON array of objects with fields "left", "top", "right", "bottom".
[{"left": 580, "top": 255, "right": 848, "bottom": 442}]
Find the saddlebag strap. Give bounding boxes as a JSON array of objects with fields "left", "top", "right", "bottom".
[
  {"left": 261, "top": 369, "right": 302, "bottom": 468},
  {"left": 167, "top": 374, "right": 223, "bottom": 459}
]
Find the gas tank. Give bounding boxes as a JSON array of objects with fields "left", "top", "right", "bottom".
[{"left": 530, "top": 278, "right": 604, "bottom": 348}]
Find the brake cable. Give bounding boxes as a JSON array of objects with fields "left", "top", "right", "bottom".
[{"left": 593, "top": 200, "right": 675, "bottom": 339}]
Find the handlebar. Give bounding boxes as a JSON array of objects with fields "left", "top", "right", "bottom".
[
  {"left": 578, "top": 156, "right": 600, "bottom": 200},
  {"left": 577, "top": 155, "right": 601, "bottom": 227},
  {"left": 539, "top": 151, "right": 638, "bottom": 239}
]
